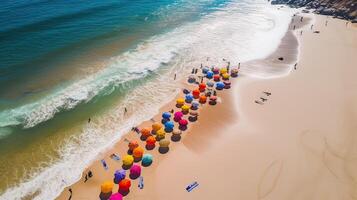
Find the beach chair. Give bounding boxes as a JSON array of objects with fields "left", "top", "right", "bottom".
[{"left": 138, "top": 176, "right": 144, "bottom": 189}]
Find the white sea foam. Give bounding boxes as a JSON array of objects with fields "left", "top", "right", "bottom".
[{"left": 0, "top": 1, "right": 296, "bottom": 199}]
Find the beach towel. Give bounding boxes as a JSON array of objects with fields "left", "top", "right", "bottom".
[
  {"left": 101, "top": 159, "right": 108, "bottom": 171},
  {"left": 186, "top": 181, "right": 199, "bottom": 192},
  {"left": 110, "top": 154, "right": 120, "bottom": 162}
]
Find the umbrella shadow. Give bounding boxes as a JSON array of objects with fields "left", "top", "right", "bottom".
[
  {"left": 99, "top": 192, "right": 112, "bottom": 200},
  {"left": 158, "top": 147, "right": 169, "bottom": 154}
]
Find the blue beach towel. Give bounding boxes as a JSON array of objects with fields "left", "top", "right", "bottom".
[
  {"left": 101, "top": 159, "right": 108, "bottom": 171},
  {"left": 138, "top": 176, "right": 144, "bottom": 189},
  {"left": 186, "top": 181, "right": 199, "bottom": 192}
]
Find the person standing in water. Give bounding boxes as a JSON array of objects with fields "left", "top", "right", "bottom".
[
  {"left": 88, "top": 118, "right": 91, "bottom": 123},
  {"left": 124, "top": 107, "right": 127, "bottom": 115},
  {"left": 174, "top": 73, "right": 176, "bottom": 80},
  {"left": 294, "top": 63, "right": 298, "bottom": 70}
]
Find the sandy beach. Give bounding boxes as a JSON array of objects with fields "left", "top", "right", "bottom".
[{"left": 57, "top": 13, "right": 357, "bottom": 200}]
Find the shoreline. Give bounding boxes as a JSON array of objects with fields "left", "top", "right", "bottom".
[{"left": 55, "top": 10, "right": 303, "bottom": 200}]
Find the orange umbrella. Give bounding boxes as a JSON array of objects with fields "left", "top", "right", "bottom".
[
  {"left": 199, "top": 95, "right": 207, "bottom": 104},
  {"left": 146, "top": 136, "right": 156, "bottom": 146},
  {"left": 133, "top": 147, "right": 144, "bottom": 158},
  {"left": 140, "top": 127, "right": 151, "bottom": 137},
  {"left": 152, "top": 123, "right": 162, "bottom": 132},
  {"left": 128, "top": 141, "right": 139, "bottom": 151},
  {"left": 101, "top": 181, "right": 114, "bottom": 194}
]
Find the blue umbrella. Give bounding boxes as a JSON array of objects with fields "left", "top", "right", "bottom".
[
  {"left": 216, "top": 82, "right": 225, "bottom": 90},
  {"left": 185, "top": 94, "right": 194, "bottom": 103},
  {"left": 165, "top": 121, "right": 174, "bottom": 131},
  {"left": 202, "top": 67, "right": 209, "bottom": 74},
  {"left": 142, "top": 154, "right": 153, "bottom": 166},
  {"left": 206, "top": 71, "right": 214, "bottom": 79},
  {"left": 162, "top": 112, "right": 171, "bottom": 119},
  {"left": 114, "top": 169, "right": 126, "bottom": 184}
]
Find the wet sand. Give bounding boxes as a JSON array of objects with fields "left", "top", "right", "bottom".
[{"left": 57, "top": 14, "right": 357, "bottom": 200}]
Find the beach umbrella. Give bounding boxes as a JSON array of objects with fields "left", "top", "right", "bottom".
[
  {"left": 185, "top": 94, "right": 194, "bottom": 103},
  {"left": 199, "top": 95, "right": 207, "bottom": 104},
  {"left": 188, "top": 111, "right": 198, "bottom": 122},
  {"left": 206, "top": 71, "right": 214, "bottom": 79},
  {"left": 159, "top": 139, "right": 170, "bottom": 148},
  {"left": 101, "top": 181, "right": 114, "bottom": 194},
  {"left": 206, "top": 81, "right": 214, "bottom": 88},
  {"left": 119, "top": 179, "right": 131, "bottom": 191},
  {"left": 122, "top": 155, "right": 134, "bottom": 166},
  {"left": 156, "top": 129, "right": 166, "bottom": 140},
  {"left": 142, "top": 154, "right": 153, "bottom": 166},
  {"left": 231, "top": 68, "right": 239, "bottom": 77},
  {"left": 199, "top": 83, "right": 206, "bottom": 92},
  {"left": 174, "top": 111, "right": 184, "bottom": 122},
  {"left": 164, "top": 121, "right": 174, "bottom": 130},
  {"left": 183, "top": 88, "right": 191, "bottom": 94},
  {"left": 181, "top": 104, "right": 190, "bottom": 114},
  {"left": 114, "top": 170, "right": 126, "bottom": 184},
  {"left": 187, "top": 75, "right": 196, "bottom": 83},
  {"left": 130, "top": 164, "right": 142, "bottom": 177},
  {"left": 213, "top": 67, "right": 220, "bottom": 74},
  {"left": 220, "top": 67, "right": 228, "bottom": 74},
  {"left": 224, "top": 81, "right": 231, "bottom": 89},
  {"left": 172, "top": 129, "right": 182, "bottom": 136},
  {"left": 109, "top": 193, "right": 123, "bottom": 200},
  {"left": 179, "top": 119, "right": 188, "bottom": 126},
  {"left": 202, "top": 66, "right": 210, "bottom": 74},
  {"left": 152, "top": 122, "right": 162, "bottom": 133},
  {"left": 140, "top": 128, "right": 151, "bottom": 137},
  {"left": 192, "top": 89, "right": 200, "bottom": 99},
  {"left": 191, "top": 101, "right": 199, "bottom": 110},
  {"left": 128, "top": 141, "right": 139, "bottom": 151},
  {"left": 146, "top": 136, "right": 156, "bottom": 146},
  {"left": 213, "top": 74, "right": 220, "bottom": 82},
  {"left": 133, "top": 147, "right": 144, "bottom": 159},
  {"left": 222, "top": 73, "right": 230, "bottom": 80},
  {"left": 176, "top": 98, "right": 185, "bottom": 107},
  {"left": 162, "top": 112, "right": 171, "bottom": 120},
  {"left": 216, "top": 82, "right": 225, "bottom": 90},
  {"left": 209, "top": 96, "right": 217, "bottom": 105}
]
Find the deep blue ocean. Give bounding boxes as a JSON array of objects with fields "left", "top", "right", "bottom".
[{"left": 0, "top": 1, "right": 294, "bottom": 199}]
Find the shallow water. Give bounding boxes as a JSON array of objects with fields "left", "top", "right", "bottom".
[{"left": 0, "top": 0, "right": 295, "bottom": 199}]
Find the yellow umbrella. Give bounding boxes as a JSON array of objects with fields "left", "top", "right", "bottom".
[
  {"left": 176, "top": 98, "right": 185, "bottom": 105},
  {"left": 101, "top": 181, "right": 114, "bottom": 194},
  {"left": 156, "top": 129, "right": 166, "bottom": 140},
  {"left": 122, "top": 155, "right": 134, "bottom": 166},
  {"left": 222, "top": 73, "right": 230, "bottom": 80},
  {"left": 181, "top": 104, "right": 190, "bottom": 113},
  {"left": 220, "top": 68, "right": 227, "bottom": 74}
]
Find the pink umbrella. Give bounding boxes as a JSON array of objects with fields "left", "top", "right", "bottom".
[
  {"left": 130, "top": 164, "right": 142, "bottom": 178},
  {"left": 179, "top": 119, "right": 188, "bottom": 126},
  {"left": 174, "top": 111, "right": 183, "bottom": 118},
  {"left": 109, "top": 193, "right": 123, "bottom": 200}
]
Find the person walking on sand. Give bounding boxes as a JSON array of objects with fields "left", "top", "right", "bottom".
[
  {"left": 191, "top": 68, "right": 195, "bottom": 74},
  {"left": 294, "top": 63, "right": 298, "bottom": 70},
  {"left": 68, "top": 188, "right": 72, "bottom": 200},
  {"left": 238, "top": 62, "right": 241, "bottom": 69},
  {"left": 325, "top": 20, "right": 328, "bottom": 26},
  {"left": 124, "top": 107, "right": 127, "bottom": 115}
]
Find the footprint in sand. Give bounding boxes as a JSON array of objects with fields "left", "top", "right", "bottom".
[{"left": 257, "top": 160, "right": 284, "bottom": 200}]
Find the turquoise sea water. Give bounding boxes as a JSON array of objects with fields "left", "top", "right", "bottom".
[{"left": 0, "top": 0, "right": 295, "bottom": 199}]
